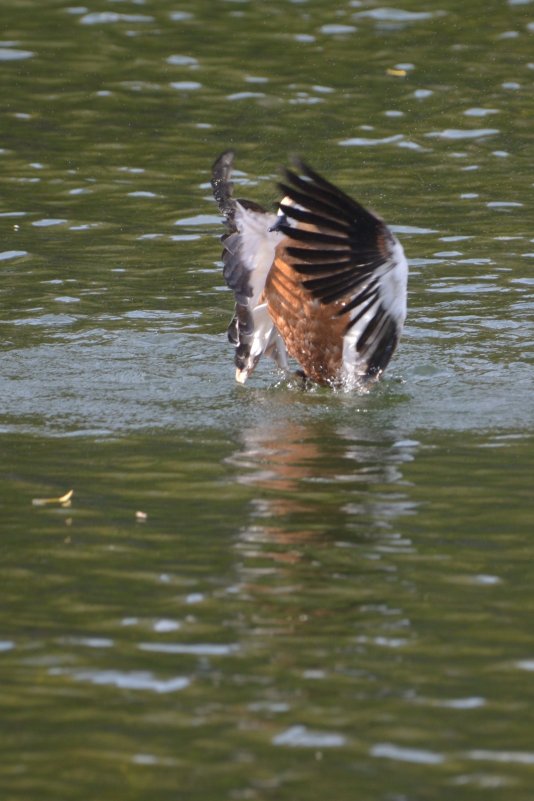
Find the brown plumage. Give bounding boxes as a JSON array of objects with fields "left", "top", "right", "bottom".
[{"left": 265, "top": 248, "right": 348, "bottom": 385}]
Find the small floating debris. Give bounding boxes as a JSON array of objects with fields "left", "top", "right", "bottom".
[
  {"left": 135, "top": 510, "right": 148, "bottom": 522},
  {"left": 387, "top": 67, "right": 407, "bottom": 77},
  {"left": 32, "top": 489, "right": 74, "bottom": 507}
]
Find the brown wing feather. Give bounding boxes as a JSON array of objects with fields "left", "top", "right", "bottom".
[
  {"left": 265, "top": 241, "right": 347, "bottom": 386},
  {"left": 268, "top": 162, "right": 407, "bottom": 381}
]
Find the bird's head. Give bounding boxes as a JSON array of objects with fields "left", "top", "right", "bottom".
[{"left": 269, "top": 196, "right": 301, "bottom": 232}]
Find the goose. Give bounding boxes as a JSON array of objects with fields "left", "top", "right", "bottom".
[{"left": 211, "top": 151, "right": 407, "bottom": 388}]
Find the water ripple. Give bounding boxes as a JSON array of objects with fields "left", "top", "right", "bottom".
[
  {"left": 169, "top": 11, "right": 194, "bottom": 22},
  {"left": 166, "top": 55, "right": 199, "bottom": 67},
  {"left": 32, "top": 218, "right": 68, "bottom": 228},
  {"left": 170, "top": 81, "right": 202, "bottom": 91},
  {"left": 516, "top": 659, "right": 534, "bottom": 671},
  {"left": 175, "top": 213, "right": 222, "bottom": 226},
  {"left": 227, "top": 91, "right": 266, "bottom": 101},
  {"left": 354, "top": 8, "right": 442, "bottom": 22},
  {"left": 464, "top": 107, "right": 500, "bottom": 117},
  {"left": 80, "top": 12, "right": 154, "bottom": 25},
  {"left": 430, "top": 697, "right": 486, "bottom": 709},
  {"left": 319, "top": 24, "right": 357, "bottom": 35},
  {"left": 0, "top": 47, "right": 34, "bottom": 61},
  {"left": 273, "top": 725, "right": 346, "bottom": 748},
  {"left": 371, "top": 743, "right": 445, "bottom": 765},
  {"left": 139, "top": 642, "right": 238, "bottom": 656},
  {"left": 426, "top": 128, "right": 499, "bottom": 140},
  {"left": 467, "top": 749, "right": 534, "bottom": 765},
  {"left": 0, "top": 250, "right": 29, "bottom": 261},
  {"left": 339, "top": 133, "right": 404, "bottom": 147},
  {"left": 50, "top": 668, "right": 190, "bottom": 693}
]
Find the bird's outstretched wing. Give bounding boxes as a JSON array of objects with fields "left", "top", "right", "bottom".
[
  {"left": 264, "top": 160, "right": 408, "bottom": 385},
  {"left": 211, "top": 151, "right": 288, "bottom": 382}
]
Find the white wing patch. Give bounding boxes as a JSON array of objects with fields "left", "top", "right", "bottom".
[
  {"left": 341, "top": 236, "right": 408, "bottom": 381},
  {"left": 377, "top": 238, "right": 408, "bottom": 326},
  {"left": 233, "top": 203, "right": 281, "bottom": 305}
]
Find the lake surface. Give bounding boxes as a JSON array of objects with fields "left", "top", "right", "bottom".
[{"left": 1, "top": 1, "right": 533, "bottom": 799}]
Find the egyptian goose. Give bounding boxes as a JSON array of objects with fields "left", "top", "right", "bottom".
[{"left": 211, "top": 151, "right": 407, "bottom": 388}]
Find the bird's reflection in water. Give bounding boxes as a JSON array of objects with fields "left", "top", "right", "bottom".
[
  {"left": 226, "top": 415, "right": 419, "bottom": 564},
  {"left": 224, "top": 415, "right": 419, "bottom": 649}
]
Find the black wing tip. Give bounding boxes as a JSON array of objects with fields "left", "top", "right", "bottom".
[
  {"left": 211, "top": 150, "right": 237, "bottom": 220},
  {"left": 212, "top": 149, "right": 236, "bottom": 174},
  {"left": 279, "top": 157, "right": 332, "bottom": 190},
  {"left": 278, "top": 165, "right": 312, "bottom": 192},
  {"left": 282, "top": 154, "right": 316, "bottom": 177},
  {"left": 290, "top": 156, "right": 323, "bottom": 182}
]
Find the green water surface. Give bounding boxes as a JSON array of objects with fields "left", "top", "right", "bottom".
[{"left": 1, "top": 1, "right": 533, "bottom": 799}]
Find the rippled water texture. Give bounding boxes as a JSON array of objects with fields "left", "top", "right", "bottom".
[{"left": 1, "top": 1, "right": 533, "bottom": 799}]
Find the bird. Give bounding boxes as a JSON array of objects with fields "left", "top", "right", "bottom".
[{"left": 211, "top": 151, "right": 408, "bottom": 389}]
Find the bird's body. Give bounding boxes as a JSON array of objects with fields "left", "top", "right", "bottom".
[{"left": 211, "top": 151, "right": 408, "bottom": 388}]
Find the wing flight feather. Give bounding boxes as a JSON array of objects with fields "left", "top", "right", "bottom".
[{"left": 267, "top": 160, "right": 408, "bottom": 381}]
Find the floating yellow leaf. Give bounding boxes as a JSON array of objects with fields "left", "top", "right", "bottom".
[
  {"left": 32, "top": 489, "right": 74, "bottom": 507},
  {"left": 387, "top": 68, "right": 407, "bottom": 77}
]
